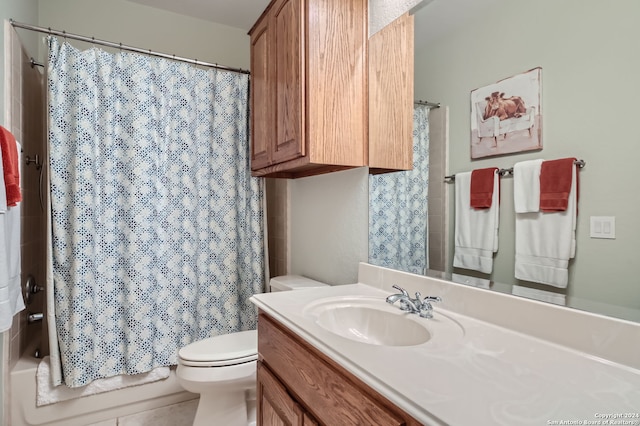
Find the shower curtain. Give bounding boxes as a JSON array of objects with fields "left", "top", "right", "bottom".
[
  {"left": 46, "top": 37, "right": 264, "bottom": 388},
  {"left": 368, "top": 105, "right": 430, "bottom": 274}
]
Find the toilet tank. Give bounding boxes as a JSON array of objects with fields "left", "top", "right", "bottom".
[{"left": 269, "top": 275, "right": 329, "bottom": 292}]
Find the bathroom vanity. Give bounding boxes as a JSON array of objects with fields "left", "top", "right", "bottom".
[
  {"left": 257, "top": 312, "right": 421, "bottom": 425},
  {"left": 250, "top": 263, "right": 640, "bottom": 425}
]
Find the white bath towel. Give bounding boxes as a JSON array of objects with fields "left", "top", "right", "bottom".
[
  {"left": 453, "top": 171, "right": 500, "bottom": 274},
  {"left": 512, "top": 284, "right": 567, "bottom": 306},
  {"left": 0, "top": 145, "right": 6, "bottom": 213},
  {"left": 36, "top": 356, "right": 171, "bottom": 406},
  {"left": 515, "top": 165, "right": 577, "bottom": 288},
  {"left": 513, "top": 159, "right": 543, "bottom": 213},
  {"left": 0, "top": 143, "right": 25, "bottom": 333},
  {"left": 451, "top": 273, "right": 491, "bottom": 289}
]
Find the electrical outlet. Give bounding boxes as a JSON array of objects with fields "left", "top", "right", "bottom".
[{"left": 590, "top": 216, "right": 615, "bottom": 239}]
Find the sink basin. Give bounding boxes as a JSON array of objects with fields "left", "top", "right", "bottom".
[{"left": 303, "top": 296, "right": 464, "bottom": 347}]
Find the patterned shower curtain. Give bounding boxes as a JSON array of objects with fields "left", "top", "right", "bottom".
[
  {"left": 47, "top": 37, "right": 264, "bottom": 388},
  {"left": 368, "top": 105, "right": 430, "bottom": 275}
]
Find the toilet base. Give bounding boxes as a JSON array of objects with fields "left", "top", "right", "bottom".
[{"left": 193, "top": 389, "right": 253, "bottom": 426}]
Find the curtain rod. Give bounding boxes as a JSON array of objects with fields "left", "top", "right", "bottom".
[
  {"left": 444, "top": 159, "right": 586, "bottom": 182},
  {"left": 415, "top": 100, "right": 441, "bottom": 108},
  {"left": 9, "top": 19, "right": 250, "bottom": 75}
]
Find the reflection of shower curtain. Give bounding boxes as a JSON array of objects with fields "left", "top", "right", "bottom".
[
  {"left": 368, "top": 105, "right": 430, "bottom": 274},
  {"left": 46, "top": 37, "right": 264, "bottom": 388}
]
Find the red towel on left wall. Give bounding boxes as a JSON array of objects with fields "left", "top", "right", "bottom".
[
  {"left": 470, "top": 167, "right": 499, "bottom": 209},
  {"left": 0, "top": 126, "right": 22, "bottom": 206}
]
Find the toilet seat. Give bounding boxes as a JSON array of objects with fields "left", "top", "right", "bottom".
[{"left": 178, "top": 329, "right": 257, "bottom": 367}]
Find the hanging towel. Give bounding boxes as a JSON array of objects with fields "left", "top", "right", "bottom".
[
  {"left": 511, "top": 284, "right": 567, "bottom": 306},
  {"left": 540, "top": 157, "right": 578, "bottom": 212},
  {"left": 0, "top": 142, "right": 24, "bottom": 332},
  {"left": 515, "top": 164, "right": 577, "bottom": 288},
  {"left": 470, "top": 167, "right": 499, "bottom": 209},
  {"left": 451, "top": 272, "right": 491, "bottom": 289},
  {"left": 513, "top": 159, "right": 543, "bottom": 213},
  {"left": 453, "top": 170, "right": 500, "bottom": 274},
  {"left": 0, "top": 146, "right": 7, "bottom": 213},
  {"left": 0, "top": 126, "right": 22, "bottom": 206}
]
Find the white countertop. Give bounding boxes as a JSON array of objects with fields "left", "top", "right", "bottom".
[{"left": 251, "top": 282, "right": 640, "bottom": 426}]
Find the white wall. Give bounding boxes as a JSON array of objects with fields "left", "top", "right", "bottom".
[
  {"left": 414, "top": 0, "right": 640, "bottom": 309},
  {"left": 290, "top": 168, "right": 369, "bottom": 285},
  {"left": 38, "top": 0, "right": 250, "bottom": 70}
]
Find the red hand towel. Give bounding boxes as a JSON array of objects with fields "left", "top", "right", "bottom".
[
  {"left": 0, "top": 126, "right": 22, "bottom": 207},
  {"left": 470, "top": 167, "right": 498, "bottom": 209},
  {"left": 539, "top": 157, "right": 577, "bottom": 212}
]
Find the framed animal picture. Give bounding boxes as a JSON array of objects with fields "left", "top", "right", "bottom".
[{"left": 470, "top": 67, "right": 542, "bottom": 159}]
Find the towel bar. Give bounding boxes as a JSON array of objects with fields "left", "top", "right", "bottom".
[{"left": 444, "top": 159, "right": 585, "bottom": 182}]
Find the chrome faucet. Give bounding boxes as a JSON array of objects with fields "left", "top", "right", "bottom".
[{"left": 386, "top": 285, "right": 442, "bottom": 318}]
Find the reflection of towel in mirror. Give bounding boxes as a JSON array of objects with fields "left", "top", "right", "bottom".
[
  {"left": 540, "top": 157, "right": 578, "bottom": 212},
  {"left": 515, "top": 164, "right": 577, "bottom": 288},
  {"left": 470, "top": 167, "right": 499, "bottom": 209},
  {"left": 513, "top": 159, "right": 543, "bottom": 213},
  {"left": 451, "top": 273, "right": 491, "bottom": 289},
  {"left": 453, "top": 171, "right": 500, "bottom": 274},
  {"left": 512, "top": 284, "right": 566, "bottom": 306}
]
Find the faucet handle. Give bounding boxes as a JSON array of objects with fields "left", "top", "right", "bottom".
[
  {"left": 418, "top": 296, "right": 442, "bottom": 318},
  {"left": 392, "top": 284, "right": 409, "bottom": 297}
]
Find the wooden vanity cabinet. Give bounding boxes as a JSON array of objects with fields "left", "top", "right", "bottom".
[
  {"left": 257, "top": 311, "right": 422, "bottom": 426},
  {"left": 257, "top": 361, "right": 318, "bottom": 425},
  {"left": 249, "top": 1, "right": 414, "bottom": 178}
]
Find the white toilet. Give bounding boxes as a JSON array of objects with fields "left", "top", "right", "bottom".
[{"left": 176, "top": 275, "right": 328, "bottom": 426}]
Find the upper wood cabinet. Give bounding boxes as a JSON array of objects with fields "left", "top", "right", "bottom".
[
  {"left": 249, "top": 1, "right": 413, "bottom": 178},
  {"left": 249, "top": 16, "right": 272, "bottom": 171},
  {"left": 369, "top": 12, "right": 415, "bottom": 173}
]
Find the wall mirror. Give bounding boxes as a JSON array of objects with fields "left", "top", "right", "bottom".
[{"left": 370, "top": 0, "right": 640, "bottom": 323}]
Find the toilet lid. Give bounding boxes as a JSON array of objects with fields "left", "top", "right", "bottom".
[{"left": 178, "top": 329, "right": 258, "bottom": 367}]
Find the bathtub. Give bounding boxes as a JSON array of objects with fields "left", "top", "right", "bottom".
[{"left": 10, "top": 354, "right": 197, "bottom": 426}]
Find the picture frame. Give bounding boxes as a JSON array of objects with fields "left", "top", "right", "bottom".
[{"left": 470, "top": 67, "right": 542, "bottom": 159}]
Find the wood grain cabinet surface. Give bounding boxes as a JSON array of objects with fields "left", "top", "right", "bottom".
[
  {"left": 248, "top": 0, "right": 414, "bottom": 178},
  {"left": 257, "top": 311, "right": 422, "bottom": 426}
]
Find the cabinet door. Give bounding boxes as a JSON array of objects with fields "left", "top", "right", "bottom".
[
  {"left": 258, "top": 361, "right": 305, "bottom": 426},
  {"left": 368, "top": 13, "right": 414, "bottom": 172},
  {"left": 272, "top": 0, "right": 305, "bottom": 165},
  {"left": 259, "top": 314, "right": 406, "bottom": 426},
  {"left": 302, "top": 413, "right": 318, "bottom": 425},
  {"left": 250, "top": 17, "right": 273, "bottom": 171}
]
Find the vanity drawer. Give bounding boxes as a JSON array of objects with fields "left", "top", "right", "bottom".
[{"left": 258, "top": 312, "right": 419, "bottom": 426}]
